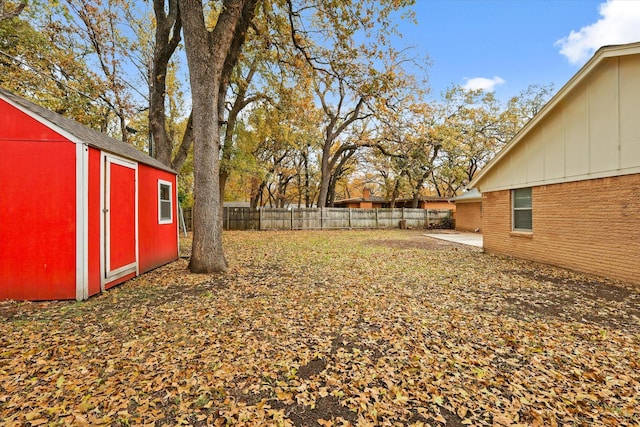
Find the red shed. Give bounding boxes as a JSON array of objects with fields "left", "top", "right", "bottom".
[{"left": 0, "top": 88, "right": 179, "bottom": 301}]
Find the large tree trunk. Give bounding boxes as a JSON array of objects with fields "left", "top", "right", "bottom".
[
  {"left": 150, "top": 1, "right": 194, "bottom": 172},
  {"left": 390, "top": 178, "right": 400, "bottom": 209},
  {"left": 179, "top": 0, "right": 258, "bottom": 273},
  {"left": 315, "top": 95, "right": 365, "bottom": 208},
  {"left": 411, "top": 191, "right": 420, "bottom": 209},
  {"left": 411, "top": 170, "right": 431, "bottom": 208},
  {"left": 150, "top": 0, "right": 181, "bottom": 167},
  {"left": 317, "top": 163, "right": 331, "bottom": 207},
  {"left": 189, "top": 86, "right": 227, "bottom": 272},
  {"left": 302, "top": 151, "right": 311, "bottom": 207},
  {"left": 171, "top": 112, "right": 194, "bottom": 171},
  {"left": 250, "top": 180, "right": 266, "bottom": 209},
  {"left": 327, "top": 175, "right": 337, "bottom": 207}
]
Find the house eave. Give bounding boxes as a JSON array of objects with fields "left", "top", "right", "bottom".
[{"left": 475, "top": 167, "right": 640, "bottom": 194}]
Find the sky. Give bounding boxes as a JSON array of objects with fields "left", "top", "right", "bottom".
[{"left": 392, "top": 0, "right": 640, "bottom": 100}]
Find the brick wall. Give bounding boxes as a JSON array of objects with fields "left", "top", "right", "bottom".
[
  {"left": 455, "top": 202, "right": 482, "bottom": 232},
  {"left": 482, "top": 174, "right": 640, "bottom": 286},
  {"left": 422, "top": 201, "right": 456, "bottom": 211}
]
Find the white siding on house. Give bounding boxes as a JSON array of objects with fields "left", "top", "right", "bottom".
[
  {"left": 526, "top": 127, "right": 545, "bottom": 183},
  {"left": 544, "top": 108, "right": 564, "bottom": 178},
  {"left": 473, "top": 47, "right": 640, "bottom": 193},
  {"left": 620, "top": 55, "right": 640, "bottom": 169},
  {"left": 588, "top": 60, "right": 618, "bottom": 173},
  {"left": 563, "top": 88, "right": 589, "bottom": 178}
]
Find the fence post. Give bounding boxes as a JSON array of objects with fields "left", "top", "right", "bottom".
[
  {"left": 321, "top": 207, "right": 324, "bottom": 230},
  {"left": 375, "top": 208, "right": 379, "bottom": 229},
  {"left": 291, "top": 209, "right": 294, "bottom": 230},
  {"left": 348, "top": 208, "right": 352, "bottom": 228},
  {"left": 259, "top": 208, "right": 263, "bottom": 231},
  {"left": 426, "top": 209, "right": 430, "bottom": 228}
]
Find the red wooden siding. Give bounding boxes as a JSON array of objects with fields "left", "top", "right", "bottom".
[
  {"left": 0, "top": 99, "right": 65, "bottom": 142},
  {"left": 0, "top": 138, "right": 77, "bottom": 300},
  {"left": 1, "top": 96, "right": 178, "bottom": 301},
  {"left": 138, "top": 164, "right": 178, "bottom": 273},
  {"left": 108, "top": 162, "right": 137, "bottom": 272}
]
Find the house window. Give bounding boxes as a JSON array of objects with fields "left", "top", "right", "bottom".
[
  {"left": 158, "top": 180, "right": 173, "bottom": 224},
  {"left": 512, "top": 187, "right": 532, "bottom": 231}
]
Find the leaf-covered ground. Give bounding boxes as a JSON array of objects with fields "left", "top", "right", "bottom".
[{"left": 1, "top": 230, "right": 639, "bottom": 427}]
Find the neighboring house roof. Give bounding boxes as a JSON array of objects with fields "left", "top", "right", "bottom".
[
  {"left": 469, "top": 42, "right": 640, "bottom": 192},
  {"left": 334, "top": 195, "right": 453, "bottom": 206},
  {"left": 395, "top": 196, "right": 452, "bottom": 203},
  {"left": 334, "top": 196, "right": 387, "bottom": 204},
  {"left": 0, "top": 88, "right": 175, "bottom": 174},
  {"left": 451, "top": 188, "right": 481, "bottom": 203}
]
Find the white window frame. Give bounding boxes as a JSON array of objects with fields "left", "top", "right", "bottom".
[
  {"left": 512, "top": 187, "right": 532, "bottom": 232},
  {"left": 158, "top": 179, "right": 173, "bottom": 224}
]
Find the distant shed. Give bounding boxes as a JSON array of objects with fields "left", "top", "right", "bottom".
[{"left": 0, "top": 88, "right": 179, "bottom": 301}]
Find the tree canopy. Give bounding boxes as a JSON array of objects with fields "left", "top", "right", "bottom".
[{"left": 1, "top": 0, "right": 555, "bottom": 272}]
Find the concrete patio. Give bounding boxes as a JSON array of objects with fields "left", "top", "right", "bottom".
[{"left": 423, "top": 231, "right": 483, "bottom": 248}]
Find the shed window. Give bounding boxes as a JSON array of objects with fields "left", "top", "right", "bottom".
[
  {"left": 158, "top": 180, "right": 173, "bottom": 224},
  {"left": 512, "top": 187, "right": 532, "bottom": 231}
]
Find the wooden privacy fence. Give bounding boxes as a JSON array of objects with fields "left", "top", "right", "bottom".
[{"left": 219, "top": 207, "right": 453, "bottom": 231}]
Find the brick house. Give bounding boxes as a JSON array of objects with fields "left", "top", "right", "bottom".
[
  {"left": 392, "top": 196, "right": 455, "bottom": 211},
  {"left": 452, "top": 189, "right": 482, "bottom": 232},
  {"left": 468, "top": 42, "right": 640, "bottom": 286},
  {"left": 334, "top": 189, "right": 455, "bottom": 211},
  {"left": 333, "top": 188, "right": 388, "bottom": 208}
]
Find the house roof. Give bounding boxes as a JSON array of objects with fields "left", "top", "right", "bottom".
[
  {"left": 451, "top": 188, "right": 481, "bottom": 203},
  {"left": 0, "top": 88, "right": 176, "bottom": 174},
  {"left": 333, "top": 195, "right": 453, "bottom": 206},
  {"left": 334, "top": 196, "right": 387, "bottom": 205},
  {"left": 395, "top": 196, "right": 451, "bottom": 203},
  {"left": 468, "top": 41, "right": 640, "bottom": 190}
]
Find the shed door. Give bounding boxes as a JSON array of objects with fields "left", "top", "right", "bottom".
[{"left": 103, "top": 155, "right": 138, "bottom": 284}]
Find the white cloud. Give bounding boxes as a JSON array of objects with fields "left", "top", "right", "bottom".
[
  {"left": 462, "top": 76, "right": 506, "bottom": 92},
  {"left": 556, "top": 0, "right": 640, "bottom": 65}
]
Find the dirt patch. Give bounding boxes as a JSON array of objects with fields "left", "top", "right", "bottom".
[
  {"left": 297, "top": 358, "right": 327, "bottom": 380},
  {"left": 365, "top": 237, "right": 469, "bottom": 251},
  {"left": 496, "top": 267, "right": 640, "bottom": 331},
  {"left": 512, "top": 269, "right": 634, "bottom": 302},
  {"left": 438, "top": 406, "right": 466, "bottom": 427},
  {"left": 269, "top": 395, "right": 358, "bottom": 427}
]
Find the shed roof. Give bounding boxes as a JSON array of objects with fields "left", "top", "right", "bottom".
[
  {"left": 468, "top": 41, "right": 640, "bottom": 190},
  {"left": 0, "top": 88, "right": 176, "bottom": 174}
]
